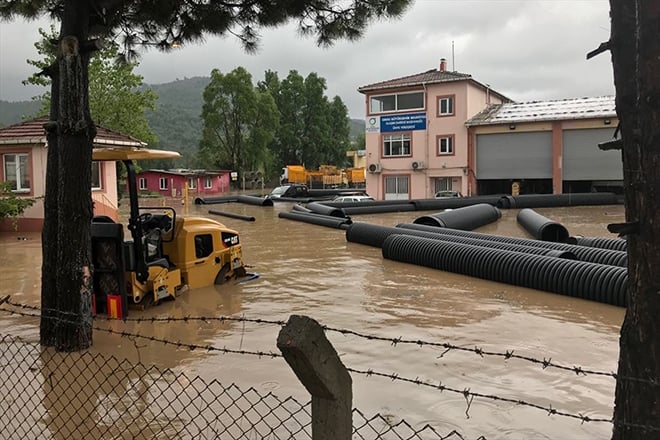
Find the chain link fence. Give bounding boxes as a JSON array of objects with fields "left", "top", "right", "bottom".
[{"left": 0, "top": 334, "right": 479, "bottom": 440}]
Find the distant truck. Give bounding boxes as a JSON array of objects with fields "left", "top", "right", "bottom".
[{"left": 279, "top": 164, "right": 365, "bottom": 188}]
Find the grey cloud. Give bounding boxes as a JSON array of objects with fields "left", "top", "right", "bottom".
[{"left": 1, "top": 1, "right": 614, "bottom": 119}]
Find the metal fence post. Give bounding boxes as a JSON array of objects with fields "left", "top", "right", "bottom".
[{"left": 277, "top": 315, "right": 352, "bottom": 440}]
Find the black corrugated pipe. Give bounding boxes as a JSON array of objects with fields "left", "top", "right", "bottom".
[
  {"left": 292, "top": 203, "right": 312, "bottom": 213},
  {"left": 382, "top": 234, "right": 627, "bottom": 307},
  {"left": 345, "top": 222, "right": 576, "bottom": 259},
  {"left": 496, "top": 192, "right": 621, "bottom": 209},
  {"left": 194, "top": 196, "right": 238, "bottom": 205},
  {"left": 278, "top": 211, "right": 351, "bottom": 229},
  {"left": 324, "top": 199, "right": 414, "bottom": 208},
  {"left": 341, "top": 203, "right": 417, "bottom": 215},
  {"left": 412, "top": 195, "right": 502, "bottom": 211},
  {"left": 396, "top": 223, "right": 627, "bottom": 267},
  {"left": 236, "top": 195, "right": 274, "bottom": 206},
  {"left": 413, "top": 203, "right": 501, "bottom": 230},
  {"left": 208, "top": 210, "right": 256, "bottom": 222},
  {"left": 571, "top": 236, "right": 627, "bottom": 252},
  {"left": 517, "top": 208, "right": 570, "bottom": 242},
  {"left": 305, "top": 202, "right": 347, "bottom": 218}
]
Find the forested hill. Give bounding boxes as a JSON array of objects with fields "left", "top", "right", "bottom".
[
  {"left": 0, "top": 77, "right": 365, "bottom": 167},
  {"left": 143, "top": 77, "right": 210, "bottom": 166}
]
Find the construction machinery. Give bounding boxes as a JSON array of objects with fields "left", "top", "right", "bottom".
[
  {"left": 91, "top": 147, "right": 246, "bottom": 317},
  {"left": 279, "top": 164, "right": 365, "bottom": 188}
]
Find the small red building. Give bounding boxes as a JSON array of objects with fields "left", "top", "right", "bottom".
[{"left": 136, "top": 169, "right": 231, "bottom": 198}]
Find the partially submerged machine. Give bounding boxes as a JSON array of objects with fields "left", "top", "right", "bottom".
[{"left": 91, "top": 147, "right": 245, "bottom": 317}]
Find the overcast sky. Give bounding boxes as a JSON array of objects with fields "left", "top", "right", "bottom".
[{"left": 0, "top": 0, "right": 614, "bottom": 119}]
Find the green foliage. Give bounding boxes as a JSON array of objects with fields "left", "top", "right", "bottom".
[
  {"left": 261, "top": 70, "right": 352, "bottom": 171},
  {"left": 1, "top": 1, "right": 413, "bottom": 54},
  {"left": 23, "top": 27, "right": 158, "bottom": 145},
  {"left": 200, "top": 68, "right": 279, "bottom": 179},
  {"left": 89, "top": 45, "right": 158, "bottom": 145},
  {"left": 144, "top": 77, "right": 211, "bottom": 167},
  {"left": 353, "top": 131, "right": 366, "bottom": 151},
  {"left": 0, "top": 181, "right": 36, "bottom": 220}
]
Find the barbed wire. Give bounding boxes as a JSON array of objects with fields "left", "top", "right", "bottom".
[
  {"left": 321, "top": 325, "right": 619, "bottom": 379},
  {"left": 4, "top": 308, "right": 660, "bottom": 433},
  {"left": 0, "top": 298, "right": 625, "bottom": 382},
  {"left": 2, "top": 298, "right": 659, "bottom": 388},
  {"left": 347, "top": 366, "right": 613, "bottom": 424},
  {"left": 0, "top": 306, "right": 282, "bottom": 360}
]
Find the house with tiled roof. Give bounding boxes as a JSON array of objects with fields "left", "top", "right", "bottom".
[
  {"left": 0, "top": 117, "right": 145, "bottom": 232},
  {"left": 465, "top": 96, "right": 621, "bottom": 195},
  {"left": 358, "top": 58, "right": 511, "bottom": 200}
]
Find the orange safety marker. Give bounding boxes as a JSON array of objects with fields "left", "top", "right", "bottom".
[{"left": 107, "top": 294, "right": 123, "bottom": 319}]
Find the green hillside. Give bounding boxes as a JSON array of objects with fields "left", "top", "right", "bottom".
[
  {"left": 143, "top": 77, "right": 210, "bottom": 166},
  {"left": 0, "top": 100, "right": 42, "bottom": 127}
]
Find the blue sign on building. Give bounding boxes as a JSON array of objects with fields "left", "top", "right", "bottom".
[{"left": 380, "top": 112, "right": 426, "bottom": 133}]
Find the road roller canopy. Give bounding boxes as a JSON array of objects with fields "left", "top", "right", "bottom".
[{"left": 92, "top": 146, "right": 181, "bottom": 161}]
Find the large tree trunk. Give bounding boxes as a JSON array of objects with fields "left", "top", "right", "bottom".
[
  {"left": 610, "top": 1, "right": 660, "bottom": 438},
  {"left": 40, "top": 0, "right": 95, "bottom": 351}
]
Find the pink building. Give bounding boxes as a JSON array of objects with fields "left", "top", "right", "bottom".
[
  {"left": 136, "top": 169, "right": 231, "bottom": 198},
  {"left": 358, "top": 58, "right": 510, "bottom": 200},
  {"left": 0, "top": 117, "right": 136, "bottom": 232}
]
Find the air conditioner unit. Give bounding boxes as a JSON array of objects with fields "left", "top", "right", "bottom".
[
  {"left": 411, "top": 161, "right": 426, "bottom": 170},
  {"left": 367, "top": 163, "right": 382, "bottom": 174}
]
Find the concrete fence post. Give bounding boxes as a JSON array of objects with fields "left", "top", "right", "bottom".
[{"left": 277, "top": 315, "right": 352, "bottom": 440}]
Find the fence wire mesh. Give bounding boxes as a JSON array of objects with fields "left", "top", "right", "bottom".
[{"left": 0, "top": 334, "right": 478, "bottom": 440}]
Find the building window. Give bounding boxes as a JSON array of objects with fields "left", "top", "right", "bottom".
[
  {"left": 384, "top": 175, "right": 409, "bottom": 200},
  {"left": 437, "top": 95, "right": 454, "bottom": 116},
  {"left": 159, "top": 177, "right": 168, "bottom": 190},
  {"left": 91, "top": 161, "right": 101, "bottom": 190},
  {"left": 204, "top": 177, "right": 213, "bottom": 189},
  {"left": 139, "top": 178, "right": 147, "bottom": 190},
  {"left": 437, "top": 135, "right": 454, "bottom": 155},
  {"left": 383, "top": 133, "right": 411, "bottom": 157},
  {"left": 370, "top": 91, "right": 424, "bottom": 114},
  {"left": 188, "top": 177, "right": 197, "bottom": 190},
  {"left": 3, "top": 153, "right": 30, "bottom": 192},
  {"left": 435, "top": 177, "right": 452, "bottom": 192}
]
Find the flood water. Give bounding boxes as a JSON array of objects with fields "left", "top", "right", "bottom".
[{"left": 0, "top": 199, "right": 626, "bottom": 439}]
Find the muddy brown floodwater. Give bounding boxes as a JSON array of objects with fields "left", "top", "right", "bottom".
[{"left": 0, "top": 199, "right": 626, "bottom": 439}]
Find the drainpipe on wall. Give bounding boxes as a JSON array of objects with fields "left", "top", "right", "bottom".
[{"left": 423, "top": 82, "right": 430, "bottom": 198}]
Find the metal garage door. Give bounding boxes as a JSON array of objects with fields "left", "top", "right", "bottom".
[
  {"left": 476, "top": 132, "right": 553, "bottom": 179},
  {"left": 563, "top": 128, "right": 622, "bottom": 180}
]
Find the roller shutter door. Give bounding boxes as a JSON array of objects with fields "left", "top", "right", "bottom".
[
  {"left": 476, "top": 132, "right": 552, "bottom": 179},
  {"left": 562, "top": 128, "right": 622, "bottom": 180}
]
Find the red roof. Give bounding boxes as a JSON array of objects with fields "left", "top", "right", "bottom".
[
  {"left": 358, "top": 67, "right": 511, "bottom": 102},
  {"left": 0, "top": 117, "right": 146, "bottom": 146}
]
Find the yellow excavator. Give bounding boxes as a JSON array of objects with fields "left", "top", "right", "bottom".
[{"left": 91, "top": 147, "right": 246, "bottom": 317}]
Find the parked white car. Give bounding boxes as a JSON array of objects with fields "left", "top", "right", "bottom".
[{"left": 332, "top": 195, "right": 374, "bottom": 202}]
